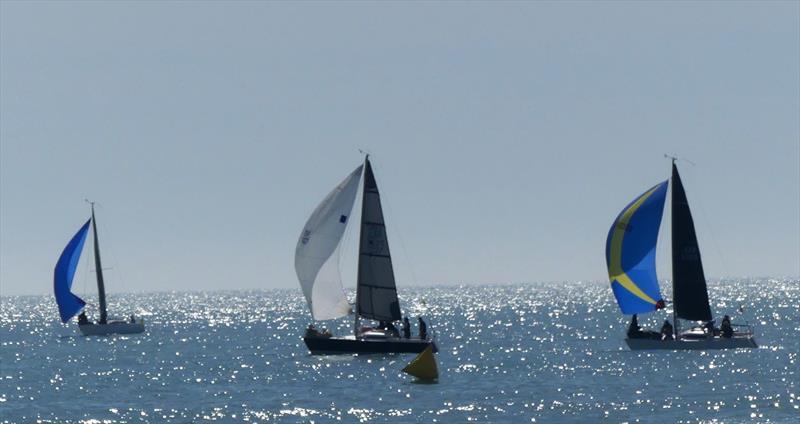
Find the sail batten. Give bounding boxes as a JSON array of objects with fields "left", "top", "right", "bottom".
[
  {"left": 606, "top": 181, "right": 668, "bottom": 315},
  {"left": 671, "top": 164, "right": 712, "bottom": 321},
  {"left": 54, "top": 219, "right": 90, "bottom": 323},
  {"left": 355, "top": 158, "right": 402, "bottom": 322},
  {"left": 295, "top": 165, "right": 363, "bottom": 321}
]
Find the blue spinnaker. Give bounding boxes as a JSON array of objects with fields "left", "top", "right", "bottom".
[
  {"left": 54, "top": 219, "right": 90, "bottom": 323},
  {"left": 605, "top": 181, "right": 668, "bottom": 315}
]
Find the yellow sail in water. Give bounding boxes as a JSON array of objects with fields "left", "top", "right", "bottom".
[{"left": 402, "top": 345, "right": 438, "bottom": 381}]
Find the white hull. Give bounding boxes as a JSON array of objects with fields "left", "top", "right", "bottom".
[
  {"left": 626, "top": 335, "right": 757, "bottom": 350},
  {"left": 79, "top": 318, "right": 145, "bottom": 336}
]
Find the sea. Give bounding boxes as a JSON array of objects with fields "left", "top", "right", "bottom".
[{"left": 1, "top": 278, "right": 797, "bottom": 423}]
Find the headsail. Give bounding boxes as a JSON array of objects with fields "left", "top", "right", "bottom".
[
  {"left": 356, "top": 158, "right": 402, "bottom": 322},
  {"left": 54, "top": 219, "right": 90, "bottom": 323},
  {"left": 295, "top": 165, "right": 363, "bottom": 320},
  {"left": 606, "top": 181, "right": 668, "bottom": 315},
  {"left": 671, "top": 164, "right": 712, "bottom": 321}
]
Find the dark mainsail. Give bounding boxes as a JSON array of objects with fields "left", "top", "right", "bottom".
[
  {"left": 90, "top": 205, "right": 108, "bottom": 324},
  {"left": 670, "top": 163, "right": 712, "bottom": 321},
  {"left": 355, "top": 157, "right": 402, "bottom": 322}
]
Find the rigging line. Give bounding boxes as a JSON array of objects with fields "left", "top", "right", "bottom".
[
  {"left": 99, "top": 209, "right": 129, "bottom": 296},
  {"left": 683, "top": 164, "right": 732, "bottom": 280},
  {"left": 368, "top": 157, "right": 420, "bottom": 289}
]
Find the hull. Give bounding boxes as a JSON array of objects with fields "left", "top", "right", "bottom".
[
  {"left": 304, "top": 335, "right": 437, "bottom": 355},
  {"left": 626, "top": 335, "right": 757, "bottom": 350},
  {"left": 79, "top": 318, "right": 145, "bottom": 336}
]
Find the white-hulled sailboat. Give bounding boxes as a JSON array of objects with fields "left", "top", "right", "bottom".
[
  {"left": 605, "top": 158, "right": 756, "bottom": 350},
  {"left": 54, "top": 201, "right": 144, "bottom": 336},
  {"left": 295, "top": 155, "right": 437, "bottom": 355}
]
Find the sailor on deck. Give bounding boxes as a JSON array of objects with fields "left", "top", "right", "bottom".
[
  {"left": 402, "top": 316, "right": 411, "bottom": 339},
  {"left": 418, "top": 317, "right": 428, "bottom": 340},
  {"left": 627, "top": 314, "right": 643, "bottom": 338},
  {"left": 660, "top": 319, "right": 674, "bottom": 340},
  {"left": 720, "top": 315, "right": 733, "bottom": 338}
]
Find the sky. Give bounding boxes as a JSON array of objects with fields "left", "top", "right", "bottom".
[{"left": 1, "top": 1, "right": 798, "bottom": 297}]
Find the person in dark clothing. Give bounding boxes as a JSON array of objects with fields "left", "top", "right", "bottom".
[
  {"left": 660, "top": 319, "right": 674, "bottom": 340},
  {"left": 627, "top": 314, "right": 643, "bottom": 338},
  {"left": 78, "top": 312, "right": 89, "bottom": 325},
  {"left": 720, "top": 315, "right": 733, "bottom": 338},
  {"left": 418, "top": 317, "right": 428, "bottom": 340},
  {"left": 402, "top": 316, "right": 411, "bottom": 339},
  {"left": 386, "top": 321, "right": 400, "bottom": 338}
]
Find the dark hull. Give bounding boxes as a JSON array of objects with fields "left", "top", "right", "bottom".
[{"left": 304, "top": 336, "right": 437, "bottom": 355}]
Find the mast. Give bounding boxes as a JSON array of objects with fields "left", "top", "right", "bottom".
[
  {"left": 669, "top": 157, "right": 679, "bottom": 340},
  {"left": 354, "top": 155, "right": 368, "bottom": 337},
  {"left": 89, "top": 202, "right": 108, "bottom": 324}
]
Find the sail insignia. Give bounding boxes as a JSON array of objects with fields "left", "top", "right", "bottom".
[
  {"left": 54, "top": 219, "right": 90, "bottom": 323},
  {"left": 606, "top": 181, "right": 668, "bottom": 315}
]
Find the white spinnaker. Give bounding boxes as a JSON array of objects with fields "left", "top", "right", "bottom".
[{"left": 295, "top": 165, "right": 363, "bottom": 320}]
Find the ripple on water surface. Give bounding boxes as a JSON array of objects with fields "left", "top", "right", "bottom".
[{"left": 1, "top": 279, "right": 798, "bottom": 423}]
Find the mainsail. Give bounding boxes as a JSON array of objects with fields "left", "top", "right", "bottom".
[
  {"left": 606, "top": 181, "right": 668, "bottom": 315},
  {"left": 670, "top": 164, "right": 712, "bottom": 321},
  {"left": 356, "top": 158, "right": 401, "bottom": 321},
  {"left": 295, "top": 165, "right": 363, "bottom": 320},
  {"left": 54, "top": 219, "right": 90, "bottom": 323}
]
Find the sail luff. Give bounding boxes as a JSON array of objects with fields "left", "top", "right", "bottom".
[
  {"left": 355, "top": 157, "right": 402, "bottom": 322},
  {"left": 53, "top": 219, "right": 90, "bottom": 323},
  {"left": 90, "top": 205, "right": 108, "bottom": 324},
  {"left": 670, "top": 163, "right": 712, "bottom": 322}
]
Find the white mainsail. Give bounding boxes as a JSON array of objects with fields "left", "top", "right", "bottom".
[{"left": 295, "top": 165, "right": 363, "bottom": 320}]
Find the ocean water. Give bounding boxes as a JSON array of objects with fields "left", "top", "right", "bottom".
[{"left": 1, "top": 278, "right": 797, "bottom": 423}]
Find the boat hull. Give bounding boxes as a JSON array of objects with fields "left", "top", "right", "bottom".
[
  {"left": 626, "top": 335, "right": 757, "bottom": 350},
  {"left": 304, "top": 336, "right": 437, "bottom": 355},
  {"left": 79, "top": 318, "right": 145, "bottom": 336}
]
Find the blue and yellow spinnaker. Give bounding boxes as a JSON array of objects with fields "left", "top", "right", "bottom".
[{"left": 606, "top": 181, "right": 668, "bottom": 315}]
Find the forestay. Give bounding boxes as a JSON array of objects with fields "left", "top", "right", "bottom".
[{"left": 295, "top": 165, "right": 363, "bottom": 320}]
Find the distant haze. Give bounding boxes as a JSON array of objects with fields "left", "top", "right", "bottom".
[{"left": 1, "top": 1, "right": 798, "bottom": 296}]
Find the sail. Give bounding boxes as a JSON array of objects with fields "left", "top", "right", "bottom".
[
  {"left": 356, "top": 158, "right": 402, "bottom": 321},
  {"left": 295, "top": 165, "right": 363, "bottom": 320},
  {"left": 606, "top": 181, "right": 668, "bottom": 315},
  {"left": 54, "top": 219, "right": 90, "bottom": 323},
  {"left": 671, "top": 164, "right": 712, "bottom": 321}
]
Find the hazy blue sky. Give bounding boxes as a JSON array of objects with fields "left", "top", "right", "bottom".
[{"left": 1, "top": 1, "right": 798, "bottom": 297}]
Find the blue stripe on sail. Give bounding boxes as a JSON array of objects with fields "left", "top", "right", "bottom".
[
  {"left": 54, "top": 219, "right": 90, "bottom": 323},
  {"left": 605, "top": 181, "right": 668, "bottom": 315}
]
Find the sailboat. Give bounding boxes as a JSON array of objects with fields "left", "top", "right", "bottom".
[
  {"left": 295, "top": 155, "right": 437, "bottom": 355},
  {"left": 605, "top": 159, "right": 757, "bottom": 350},
  {"left": 54, "top": 202, "right": 145, "bottom": 336}
]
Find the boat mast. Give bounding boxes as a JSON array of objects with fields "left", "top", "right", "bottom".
[
  {"left": 88, "top": 201, "right": 108, "bottom": 324},
  {"left": 353, "top": 154, "right": 369, "bottom": 337},
  {"left": 667, "top": 155, "right": 679, "bottom": 340}
]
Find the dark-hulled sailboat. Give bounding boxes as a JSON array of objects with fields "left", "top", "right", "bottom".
[
  {"left": 605, "top": 159, "right": 756, "bottom": 350},
  {"left": 54, "top": 202, "right": 144, "bottom": 336},
  {"left": 295, "top": 156, "right": 436, "bottom": 355}
]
